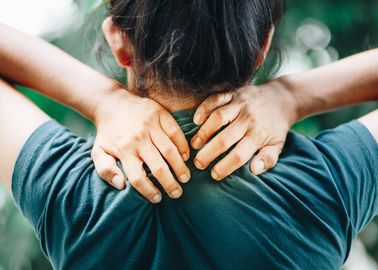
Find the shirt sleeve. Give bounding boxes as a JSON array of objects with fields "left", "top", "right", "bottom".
[
  {"left": 11, "top": 120, "right": 147, "bottom": 269},
  {"left": 11, "top": 121, "right": 95, "bottom": 235},
  {"left": 313, "top": 120, "right": 378, "bottom": 236}
]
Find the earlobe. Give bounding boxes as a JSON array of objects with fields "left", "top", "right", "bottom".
[
  {"left": 117, "top": 51, "right": 133, "bottom": 68},
  {"left": 122, "top": 57, "right": 133, "bottom": 67},
  {"left": 102, "top": 16, "right": 133, "bottom": 67}
]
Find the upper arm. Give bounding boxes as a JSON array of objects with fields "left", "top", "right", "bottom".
[
  {"left": 9, "top": 120, "right": 122, "bottom": 268},
  {"left": 0, "top": 79, "right": 50, "bottom": 192},
  {"left": 313, "top": 119, "right": 378, "bottom": 235},
  {"left": 359, "top": 109, "right": 378, "bottom": 143}
]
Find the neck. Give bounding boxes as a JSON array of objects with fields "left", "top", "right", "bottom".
[
  {"left": 126, "top": 71, "right": 202, "bottom": 112},
  {"left": 148, "top": 91, "right": 202, "bottom": 112},
  {"left": 128, "top": 77, "right": 202, "bottom": 112},
  {"left": 127, "top": 86, "right": 201, "bottom": 112}
]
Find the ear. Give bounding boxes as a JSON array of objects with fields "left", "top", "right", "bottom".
[
  {"left": 102, "top": 17, "right": 133, "bottom": 67},
  {"left": 256, "top": 26, "right": 275, "bottom": 68}
]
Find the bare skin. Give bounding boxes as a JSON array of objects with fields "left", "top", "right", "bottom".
[
  {"left": 0, "top": 23, "right": 190, "bottom": 203},
  {"left": 193, "top": 49, "right": 378, "bottom": 179},
  {"left": 0, "top": 22, "right": 377, "bottom": 204}
]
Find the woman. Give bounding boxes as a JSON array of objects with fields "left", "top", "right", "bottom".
[
  {"left": 0, "top": 0, "right": 377, "bottom": 269},
  {"left": 0, "top": 0, "right": 289, "bottom": 203}
]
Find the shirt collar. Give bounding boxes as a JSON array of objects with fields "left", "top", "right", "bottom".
[{"left": 171, "top": 108, "right": 200, "bottom": 138}]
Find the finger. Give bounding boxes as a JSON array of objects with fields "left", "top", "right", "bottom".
[
  {"left": 150, "top": 128, "right": 191, "bottom": 183},
  {"left": 211, "top": 137, "right": 259, "bottom": 181},
  {"left": 250, "top": 143, "right": 284, "bottom": 175},
  {"left": 91, "top": 147, "right": 125, "bottom": 190},
  {"left": 194, "top": 119, "right": 247, "bottom": 170},
  {"left": 121, "top": 155, "right": 162, "bottom": 204},
  {"left": 191, "top": 104, "right": 240, "bottom": 150},
  {"left": 140, "top": 143, "right": 183, "bottom": 199},
  {"left": 160, "top": 112, "right": 190, "bottom": 161},
  {"left": 194, "top": 92, "right": 234, "bottom": 125}
]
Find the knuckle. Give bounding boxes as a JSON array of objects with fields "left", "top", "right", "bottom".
[
  {"left": 161, "top": 146, "right": 175, "bottom": 157},
  {"left": 131, "top": 134, "right": 145, "bottom": 144},
  {"left": 217, "top": 138, "right": 227, "bottom": 150},
  {"left": 130, "top": 178, "right": 144, "bottom": 189},
  {"left": 245, "top": 105, "right": 256, "bottom": 117},
  {"left": 141, "top": 119, "right": 151, "bottom": 128},
  {"left": 163, "top": 124, "right": 180, "bottom": 137},
  {"left": 243, "top": 111, "right": 255, "bottom": 123},
  {"left": 245, "top": 113, "right": 255, "bottom": 123},
  {"left": 213, "top": 110, "right": 224, "bottom": 123},
  {"left": 276, "top": 142, "right": 285, "bottom": 153},
  {"left": 214, "top": 169, "right": 225, "bottom": 180},
  {"left": 264, "top": 154, "right": 276, "bottom": 167},
  {"left": 197, "top": 129, "right": 208, "bottom": 140},
  {"left": 199, "top": 109, "right": 209, "bottom": 119},
  {"left": 201, "top": 103, "right": 212, "bottom": 116},
  {"left": 114, "top": 141, "right": 128, "bottom": 151},
  {"left": 164, "top": 182, "right": 179, "bottom": 194},
  {"left": 216, "top": 93, "right": 225, "bottom": 103},
  {"left": 152, "top": 166, "right": 166, "bottom": 176},
  {"left": 99, "top": 168, "right": 113, "bottom": 179},
  {"left": 155, "top": 106, "right": 164, "bottom": 115},
  {"left": 166, "top": 127, "right": 179, "bottom": 138},
  {"left": 194, "top": 155, "right": 204, "bottom": 166},
  {"left": 231, "top": 153, "right": 243, "bottom": 164}
]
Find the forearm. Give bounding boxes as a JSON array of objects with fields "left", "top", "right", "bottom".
[
  {"left": 277, "top": 49, "right": 378, "bottom": 121},
  {"left": 0, "top": 23, "right": 123, "bottom": 121}
]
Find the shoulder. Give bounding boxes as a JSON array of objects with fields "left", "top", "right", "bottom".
[{"left": 12, "top": 120, "right": 95, "bottom": 234}]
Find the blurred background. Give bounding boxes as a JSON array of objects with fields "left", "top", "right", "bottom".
[{"left": 0, "top": 0, "right": 378, "bottom": 269}]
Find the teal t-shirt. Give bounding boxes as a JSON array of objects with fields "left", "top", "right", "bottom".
[{"left": 12, "top": 109, "right": 378, "bottom": 270}]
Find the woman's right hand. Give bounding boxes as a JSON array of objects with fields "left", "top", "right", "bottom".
[
  {"left": 92, "top": 87, "right": 191, "bottom": 204},
  {"left": 191, "top": 78, "right": 299, "bottom": 180}
]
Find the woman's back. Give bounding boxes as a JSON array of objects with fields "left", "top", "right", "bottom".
[{"left": 12, "top": 109, "right": 378, "bottom": 269}]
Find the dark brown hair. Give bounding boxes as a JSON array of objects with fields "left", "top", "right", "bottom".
[{"left": 106, "top": 0, "right": 285, "bottom": 98}]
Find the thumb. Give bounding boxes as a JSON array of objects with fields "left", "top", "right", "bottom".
[
  {"left": 91, "top": 146, "right": 126, "bottom": 190},
  {"left": 250, "top": 143, "right": 284, "bottom": 175}
]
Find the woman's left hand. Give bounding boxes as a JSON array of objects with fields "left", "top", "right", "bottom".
[
  {"left": 191, "top": 79, "right": 299, "bottom": 180},
  {"left": 92, "top": 87, "right": 191, "bottom": 203}
]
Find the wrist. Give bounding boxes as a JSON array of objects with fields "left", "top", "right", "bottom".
[
  {"left": 269, "top": 76, "right": 301, "bottom": 126},
  {"left": 274, "top": 74, "right": 326, "bottom": 123},
  {"left": 89, "top": 79, "right": 127, "bottom": 123},
  {"left": 92, "top": 80, "right": 132, "bottom": 125}
]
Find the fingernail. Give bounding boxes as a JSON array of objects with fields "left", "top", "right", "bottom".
[
  {"left": 194, "top": 159, "right": 205, "bottom": 170},
  {"left": 182, "top": 153, "right": 189, "bottom": 161},
  {"left": 112, "top": 175, "right": 124, "bottom": 189},
  {"left": 171, "top": 189, "right": 182, "bottom": 199},
  {"left": 192, "top": 137, "right": 202, "bottom": 149},
  {"left": 180, "top": 174, "right": 190, "bottom": 183},
  {"left": 151, "top": 193, "right": 162, "bottom": 204},
  {"left": 211, "top": 170, "right": 221, "bottom": 181},
  {"left": 194, "top": 114, "right": 202, "bottom": 125},
  {"left": 253, "top": 160, "right": 265, "bottom": 175}
]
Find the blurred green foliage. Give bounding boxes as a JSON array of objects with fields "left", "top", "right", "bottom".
[
  {"left": 284, "top": 0, "right": 378, "bottom": 135},
  {"left": 0, "top": 1, "right": 377, "bottom": 269}
]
